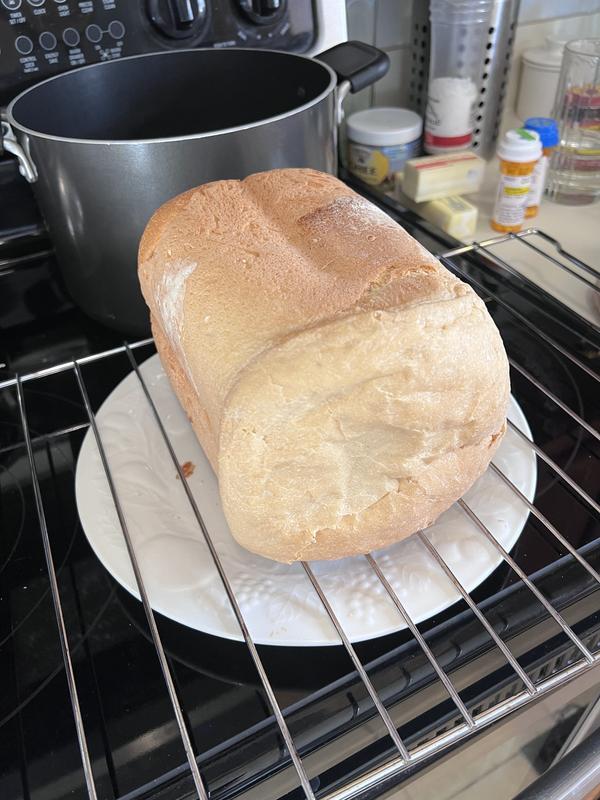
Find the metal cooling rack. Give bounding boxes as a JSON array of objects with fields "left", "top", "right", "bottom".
[{"left": 1, "top": 228, "right": 599, "bottom": 800}]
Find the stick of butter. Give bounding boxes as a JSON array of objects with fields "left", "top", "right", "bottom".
[
  {"left": 393, "top": 181, "right": 478, "bottom": 241},
  {"left": 402, "top": 152, "right": 485, "bottom": 203},
  {"left": 418, "top": 195, "right": 478, "bottom": 240}
]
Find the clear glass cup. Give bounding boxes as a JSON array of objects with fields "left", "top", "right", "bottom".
[{"left": 547, "top": 39, "right": 600, "bottom": 205}]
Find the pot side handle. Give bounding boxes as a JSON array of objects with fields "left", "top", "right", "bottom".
[
  {"left": 316, "top": 41, "right": 390, "bottom": 94},
  {"left": 1, "top": 120, "right": 38, "bottom": 183}
]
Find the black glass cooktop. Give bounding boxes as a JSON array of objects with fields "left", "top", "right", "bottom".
[{"left": 0, "top": 165, "right": 599, "bottom": 800}]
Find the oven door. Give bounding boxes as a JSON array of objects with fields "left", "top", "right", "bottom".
[{"left": 383, "top": 671, "right": 600, "bottom": 800}]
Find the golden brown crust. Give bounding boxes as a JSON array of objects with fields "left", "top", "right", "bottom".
[
  {"left": 151, "top": 316, "right": 218, "bottom": 470},
  {"left": 138, "top": 168, "right": 510, "bottom": 563}
]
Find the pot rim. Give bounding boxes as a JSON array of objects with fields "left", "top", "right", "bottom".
[{"left": 7, "top": 47, "right": 338, "bottom": 146}]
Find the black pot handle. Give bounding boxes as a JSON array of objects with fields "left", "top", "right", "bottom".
[{"left": 316, "top": 41, "right": 390, "bottom": 93}]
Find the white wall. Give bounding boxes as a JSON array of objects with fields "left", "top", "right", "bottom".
[{"left": 345, "top": 0, "right": 600, "bottom": 122}]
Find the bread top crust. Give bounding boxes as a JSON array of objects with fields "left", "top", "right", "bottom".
[{"left": 139, "top": 168, "right": 466, "bottom": 439}]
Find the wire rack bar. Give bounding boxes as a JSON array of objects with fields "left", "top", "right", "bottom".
[
  {"left": 441, "top": 231, "right": 521, "bottom": 257},
  {"left": 457, "top": 499, "right": 594, "bottom": 664},
  {"left": 532, "top": 231, "right": 600, "bottom": 277},
  {"left": 301, "top": 561, "right": 411, "bottom": 760},
  {"left": 0, "top": 421, "right": 90, "bottom": 457},
  {"left": 439, "top": 230, "right": 600, "bottom": 354},
  {"left": 321, "top": 657, "right": 600, "bottom": 800},
  {"left": 15, "top": 377, "right": 99, "bottom": 800},
  {"left": 508, "top": 358, "right": 599, "bottom": 442},
  {"left": 489, "top": 462, "right": 600, "bottom": 586},
  {"left": 0, "top": 338, "right": 154, "bottom": 391},
  {"left": 73, "top": 363, "right": 209, "bottom": 800},
  {"left": 438, "top": 228, "right": 597, "bottom": 265},
  {"left": 515, "top": 231, "right": 600, "bottom": 282},
  {"left": 122, "top": 346, "right": 316, "bottom": 800},
  {"left": 437, "top": 255, "right": 600, "bottom": 383},
  {"left": 507, "top": 419, "right": 600, "bottom": 515},
  {"left": 364, "top": 554, "right": 475, "bottom": 726},
  {"left": 472, "top": 238, "right": 600, "bottom": 294},
  {"left": 416, "top": 532, "right": 536, "bottom": 694}
]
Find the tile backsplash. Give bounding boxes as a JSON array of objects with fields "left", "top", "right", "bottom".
[
  {"left": 345, "top": 0, "right": 600, "bottom": 120},
  {"left": 519, "top": 0, "right": 600, "bottom": 22},
  {"left": 344, "top": 0, "right": 415, "bottom": 114},
  {"left": 374, "top": 0, "right": 413, "bottom": 50}
]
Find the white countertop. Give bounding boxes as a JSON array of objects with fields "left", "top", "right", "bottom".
[{"left": 467, "top": 158, "right": 600, "bottom": 327}]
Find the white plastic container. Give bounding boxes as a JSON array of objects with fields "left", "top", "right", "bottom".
[
  {"left": 346, "top": 107, "right": 423, "bottom": 188},
  {"left": 516, "top": 37, "right": 565, "bottom": 121},
  {"left": 425, "top": 0, "right": 493, "bottom": 153}
]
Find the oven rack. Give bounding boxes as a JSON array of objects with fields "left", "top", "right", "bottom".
[{"left": 1, "top": 228, "right": 599, "bottom": 800}]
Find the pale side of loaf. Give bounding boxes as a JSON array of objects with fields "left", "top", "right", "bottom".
[{"left": 138, "top": 168, "right": 510, "bottom": 563}]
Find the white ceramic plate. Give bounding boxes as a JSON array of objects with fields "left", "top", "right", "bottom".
[{"left": 76, "top": 353, "right": 536, "bottom": 646}]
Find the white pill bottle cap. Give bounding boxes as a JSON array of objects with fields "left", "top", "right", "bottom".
[{"left": 497, "top": 128, "right": 543, "bottom": 163}]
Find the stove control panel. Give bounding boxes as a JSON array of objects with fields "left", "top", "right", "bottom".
[{"left": 0, "top": 0, "right": 316, "bottom": 104}]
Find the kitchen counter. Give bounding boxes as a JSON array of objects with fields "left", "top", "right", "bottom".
[
  {"left": 468, "top": 158, "right": 600, "bottom": 328},
  {"left": 388, "top": 157, "right": 599, "bottom": 328}
]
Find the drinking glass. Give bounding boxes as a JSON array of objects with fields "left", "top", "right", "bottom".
[{"left": 547, "top": 39, "right": 600, "bottom": 205}]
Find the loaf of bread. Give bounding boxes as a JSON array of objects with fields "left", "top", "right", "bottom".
[{"left": 138, "top": 168, "right": 509, "bottom": 563}]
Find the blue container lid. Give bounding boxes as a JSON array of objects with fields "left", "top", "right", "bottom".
[{"left": 523, "top": 117, "right": 559, "bottom": 148}]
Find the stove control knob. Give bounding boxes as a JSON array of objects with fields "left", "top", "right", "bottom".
[
  {"left": 237, "top": 0, "right": 285, "bottom": 26},
  {"left": 147, "top": 0, "right": 207, "bottom": 40}
]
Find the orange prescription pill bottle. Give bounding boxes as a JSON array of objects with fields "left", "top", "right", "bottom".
[{"left": 491, "top": 128, "right": 542, "bottom": 233}]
